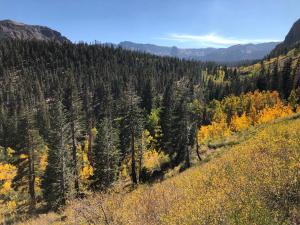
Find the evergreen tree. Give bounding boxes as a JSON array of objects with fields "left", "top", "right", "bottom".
[
  {"left": 63, "top": 73, "right": 84, "bottom": 196},
  {"left": 42, "top": 99, "right": 72, "bottom": 210},
  {"left": 271, "top": 61, "right": 279, "bottom": 91},
  {"left": 294, "top": 59, "right": 300, "bottom": 89},
  {"left": 256, "top": 63, "right": 267, "bottom": 91},
  {"left": 281, "top": 59, "right": 292, "bottom": 99},
  {"left": 159, "top": 81, "right": 175, "bottom": 155},
  {"left": 170, "top": 79, "right": 193, "bottom": 167},
  {"left": 92, "top": 117, "right": 120, "bottom": 189},
  {"left": 141, "top": 79, "right": 153, "bottom": 115},
  {"left": 123, "top": 87, "right": 144, "bottom": 184},
  {"left": 16, "top": 109, "right": 45, "bottom": 213},
  {"left": 288, "top": 89, "right": 299, "bottom": 112}
]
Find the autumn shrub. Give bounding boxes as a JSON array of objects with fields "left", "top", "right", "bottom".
[
  {"left": 257, "top": 103, "right": 293, "bottom": 124},
  {"left": 0, "top": 147, "right": 18, "bottom": 221},
  {"left": 143, "top": 149, "right": 169, "bottom": 172},
  {"left": 198, "top": 118, "right": 231, "bottom": 144},
  {"left": 229, "top": 112, "right": 251, "bottom": 132},
  {"left": 198, "top": 91, "right": 294, "bottom": 145}
]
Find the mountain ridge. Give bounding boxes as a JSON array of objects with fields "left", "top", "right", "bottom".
[
  {"left": 0, "top": 19, "right": 70, "bottom": 43},
  {"left": 119, "top": 41, "right": 280, "bottom": 63},
  {"left": 270, "top": 18, "right": 300, "bottom": 57},
  {"left": 0, "top": 19, "right": 284, "bottom": 63}
]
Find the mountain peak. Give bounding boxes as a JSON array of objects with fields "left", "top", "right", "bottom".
[
  {"left": 0, "top": 19, "right": 26, "bottom": 26},
  {"left": 270, "top": 18, "right": 300, "bottom": 56},
  {"left": 284, "top": 18, "right": 300, "bottom": 45},
  {"left": 0, "top": 19, "right": 70, "bottom": 43}
]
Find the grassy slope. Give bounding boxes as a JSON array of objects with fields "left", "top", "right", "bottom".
[{"left": 24, "top": 115, "right": 300, "bottom": 225}]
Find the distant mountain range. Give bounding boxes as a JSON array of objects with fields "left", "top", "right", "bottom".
[
  {"left": 0, "top": 19, "right": 284, "bottom": 63},
  {"left": 119, "top": 41, "right": 280, "bottom": 63},
  {"left": 0, "top": 20, "right": 69, "bottom": 43}
]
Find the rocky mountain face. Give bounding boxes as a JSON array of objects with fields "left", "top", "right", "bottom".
[
  {"left": 270, "top": 18, "right": 300, "bottom": 56},
  {"left": 0, "top": 20, "right": 70, "bottom": 43},
  {"left": 119, "top": 41, "right": 279, "bottom": 63}
]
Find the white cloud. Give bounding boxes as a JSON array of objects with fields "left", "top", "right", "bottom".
[{"left": 161, "top": 33, "right": 281, "bottom": 48}]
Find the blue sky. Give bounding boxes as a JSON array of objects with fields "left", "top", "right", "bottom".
[{"left": 1, "top": 0, "right": 300, "bottom": 48}]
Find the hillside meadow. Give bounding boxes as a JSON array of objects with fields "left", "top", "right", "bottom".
[{"left": 21, "top": 114, "right": 300, "bottom": 225}]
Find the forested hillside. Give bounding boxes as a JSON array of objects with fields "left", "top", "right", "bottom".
[
  {"left": 1, "top": 19, "right": 300, "bottom": 223},
  {"left": 24, "top": 112, "right": 300, "bottom": 225}
]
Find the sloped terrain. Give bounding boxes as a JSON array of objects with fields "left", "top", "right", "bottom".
[{"left": 25, "top": 114, "right": 300, "bottom": 225}]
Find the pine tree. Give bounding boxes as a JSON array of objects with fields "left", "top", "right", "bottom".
[
  {"left": 42, "top": 98, "right": 72, "bottom": 210},
  {"left": 92, "top": 117, "right": 120, "bottom": 189},
  {"left": 171, "top": 79, "right": 193, "bottom": 167},
  {"left": 16, "top": 108, "right": 45, "bottom": 213},
  {"left": 82, "top": 88, "right": 96, "bottom": 167},
  {"left": 63, "top": 73, "right": 84, "bottom": 196},
  {"left": 271, "top": 61, "right": 279, "bottom": 91},
  {"left": 288, "top": 89, "right": 300, "bottom": 111},
  {"left": 159, "top": 81, "right": 175, "bottom": 155},
  {"left": 141, "top": 79, "right": 153, "bottom": 115},
  {"left": 281, "top": 59, "right": 292, "bottom": 99},
  {"left": 256, "top": 63, "right": 267, "bottom": 91},
  {"left": 123, "top": 87, "right": 144, "bottom": 184}
]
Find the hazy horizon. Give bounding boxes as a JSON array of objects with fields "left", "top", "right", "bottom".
[{"left": 2, "top": 0, "right": 299, "bottom": 48}]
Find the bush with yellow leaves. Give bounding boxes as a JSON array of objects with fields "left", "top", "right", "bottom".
[
  {"left": 0, "top": 162, "right": 17, "bottom": 219},
  {"left": 198, "top": 119, "right": 231, "bottom": 144},
  {"left": 78, "top": 140, "right": 94, "bottom": 189},
  {"left": 257, "top": 103, "right": 293, "bottom": 124},
  {"left": 143, "top": 149, "right": 169, "bottom": 172},
  {"left": 229, "top": 112, "right": 251, "bottom": 132},
  {"left": 199, "top": 91, "right": 294, "bottom": 145}
]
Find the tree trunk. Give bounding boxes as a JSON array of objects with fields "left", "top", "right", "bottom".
[
  {"left": 131, "top": 129, "right": 137, "bottom": 184},
  {"left": 195, "top": 138, "right": 202, "bottom": 161},
  {"left": 185, "top": 146, "right": 190, "bottom": 168}
]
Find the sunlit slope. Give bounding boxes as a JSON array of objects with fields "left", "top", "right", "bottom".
[
  {"left": 26, "top": 115, "right": 300, "bottom": 225},
  {"left": 239, "top": 48, "right": 300, "bottom": 75}
]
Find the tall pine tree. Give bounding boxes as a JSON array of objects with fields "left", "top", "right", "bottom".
[{"left": 42, "top": 98, "right": 72, "bottom": 210}]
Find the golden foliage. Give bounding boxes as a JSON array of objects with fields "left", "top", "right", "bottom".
[
  {"left": 0, "top": 181, "right": 12, "bottom": 195},
  {"left": 198, "top": 91, "right": 294, "bottom": 144},
  {"left": 19, "top": 153, "right": 28, "bottom": 159},
  {"left": 257, "top": 103, "right": 293, "bottom": 124},
  {"left": 80, "top": 166, "right": 94, "bottom": 180},
  {"left": 78, "top": 141, "right": 94, "bottom": 185},
  {"left": 39, "top": 151, "right": 48, "bottom": 172},
  {"left": 6, "top": 147, "right": 15, "bottom": 157},
  {"left": 230, "top": 112, "right": 251, "bottom": 132},
  {"left": 143, "top": 149, "right": 169, "bottom": 171},
  {"left": 91, "top": 127, "right": 98, "bottom": 137},
  {"left": 0, "top": 164, "right": 17, "bottom": 181},
  {"left": 198, "top": 119, "right": 231, "bottom": 144},
  {"left": 0, "top": 163, "right": 17, "bottom": 218},
  {"left": 6, "top": 200, "right": 17, "bottom": 211}
]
